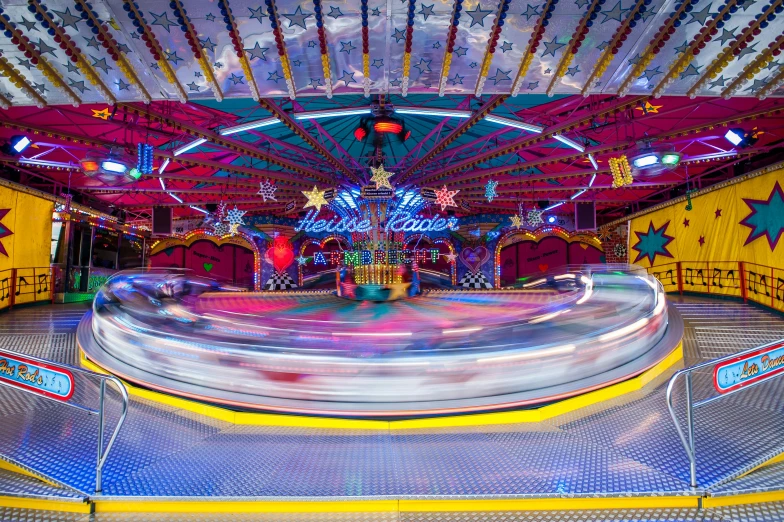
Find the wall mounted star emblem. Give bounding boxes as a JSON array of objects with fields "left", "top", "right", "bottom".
[
  {"left": 739, "top": 181, "right": 784, "bottom": 250},
  {"left": 302, "top": 185, "right": 328, "bottom": 212},
  {"left": 0, "top": 209, "right": 14, "bottom": 257},
  {"left": 91, "top": 107, "right": 111, "bottom": 120},
  {"left": 631, "top": 220, "right": 675, "bottom": 265}
]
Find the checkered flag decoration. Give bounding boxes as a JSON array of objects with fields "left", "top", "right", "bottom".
[
  {"left": 459, "top": 271, "right": 493, "bottom": 289},
  {"left": 265, "top": 272, "right": 298, "bottom": 291}
]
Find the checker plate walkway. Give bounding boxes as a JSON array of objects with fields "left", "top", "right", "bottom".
[{"left": 0, "top": 297, "right": 782, "bottom": 505}]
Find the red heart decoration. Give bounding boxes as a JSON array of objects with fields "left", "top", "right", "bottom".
[
  {"left": 266, "top": 241, "right": 294, "bottom": 274},
  {"left": 459, "top": 246, "right": 490, "bottom": 273},
  {"left": 538, "top": 263, "right": 549, "bottom": 273}
]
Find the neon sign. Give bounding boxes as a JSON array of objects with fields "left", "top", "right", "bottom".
[
  {"left": 0, "top": 350, "right": 74, "bottom": 402},
  {"left": 308, "top": 249, "right": 441, "bottom": 266},
  {"left": 295, "top": 210, "right": 459, "bottom": 234}
]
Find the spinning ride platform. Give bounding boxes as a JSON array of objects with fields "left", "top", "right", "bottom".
[{"left": 77, "top": 265, "right": 683, "bottom": 419}]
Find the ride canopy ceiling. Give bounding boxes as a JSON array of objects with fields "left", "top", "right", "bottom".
[{"left": 0, "top": 0, "right": 782, "bottom": 221}]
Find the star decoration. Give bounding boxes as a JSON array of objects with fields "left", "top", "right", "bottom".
[
  {"left": 698, "top": 235, "right": 705, "bottom": 247},
  {"left": 715, "top": 208, "right": 722, "bottom": 218},
  {"left": 598, "top": 41, "right": 610, "bottom": 51},
  {"left": 687, "top": 4, "right": 712, "bottom": 25},
  {"left": 340, "top": 41, "right": 356, "bottom": 54},
  {"left": 746, "top": 78, "right": 767, "bottom": 94},
  {"left": 34, "top": 82, "right": 47, "bottom": 94},
  {"left": 0, "top": 209, "right": 15, "bottom": 257},
  {"left": 709, "top": 76, "right": 727, "bottom": 89},
  {"left": 469, "top": 62, "right": 478, "bottom": 68},
  {"left": 739, "top": 181, "right": 784, "bottom": 250},
  {"left": 245, "top": 42, "right": 268, "bottom": 60},
  {"left": 631, "top": 221, "right": 675, "bottom": 265},
  {"left": 544, "top": 68, "right": 552, "bottom": 74},
  {"left": 542, "top": 37, "right": 566, "bottom": 57},
  {"left": 635, "top": 101, "right": 663, "bottom": 114},
  {"left": 85, "top": 36, "right": 101, "bottom": 49},
  {"left": 641, "top": 6, "right": 657, "bottom": 21},
  {"left": 309, "top": 77, "right": 323, "bottom": 89},
  {"left": 91, "top": 107, "right": 111, "bottom": 120},
  {"left": 338, "top": 70, "right": 356, "bottom": 85},
  {"left": 293, "top": 60, "right": 302, "bottom": 67},
  {"left": 308, "top": 40, "right": 317, "bottom": 48},
  {"left": 372, "top": 59, "right": 384, "bottom": 69},
  {"left": 53, "top": 8, "right": 81, "bottom": 30},
  {"left": 640, "top": 67, "right": 662, "bottom": 82},
  {"left": 390, "top": 78, "right": 402, "bottom": 87},
  {"left": 683, "top": 218, "right": 690, "bottom": 227},
  {"left": 500, "top": 42, "right": 513, "bottom": 53},
  {"left": 328, "top": 6, "right": 343, "bottom": 18},
  {"left": 297, "top": 255, "right": 309, "bottom": 266},
  {"left": 258, "top": 180, "right": 277, "bottom": 202},
  {"left": 575, "top": 0, "right": 590, "bottom": 7},
  {"left": 226, "top": 206, "right": 246, "bottom": 228},
  {"left": 268, "top": 71, "right": 284, "bottom": 82},
  {"left": 205, "top": 12, "right": 216, "bottom": 21},
  {"left": 372, "top": 7, "right": 381, "bottom": 15},
  {"left": 566, "top": 65, "right": 580, "bottom": 76},
  {"left": 485, "top": 180, "right": 498, "bottom": 203},
  {"left": 117, "top": 43, "right": 132, "bottom": 54},
  {"left": 717, "top": 27, "right": 737, "bottom": 46},
  {"left": 165, "top": 50, "right": 183, "bottom": 65},
  {"left": 526, "top": 209, "right": 543, "bottom": 227},
  {"left": 453, "top": 46, "right": 468, "bottom": 56},
  {"left": 150, "top": 62, "right": 160, "bottom": 70},
  {"left": 674, "top": 41, "right": 690, "bottom": 54},
  {"left": 37, "top": 39, "right": 56, "bottom": 56},
  {"left": 16, "top": 58, "right": 33, "bottom": 70},
  {"left": 248, "top": 6, "right": 265, "bottom": 23},
  {"left": 213, "top": 220, "right": 229, "bottom": 237},
  {"left": 302, "top": 185, "right": 329, "bottom": 212},
  {"left": 200, "top": 38, "right": 217, "bottom": 53},
  {"left": 386, "top": 282, "right": 411, "bottom": 300},
  {"left": 465, "top": 4, "right": 493, "bottom": 26},
  {"left": 91, "top": 56, "right": 112, "bottom": 74},
  {"left": 414, "top": 59, "right": 432, "bottom": 74},
  {"left": 131, "top": 31, "right": 140, "bottom": 39},
  {"left": 370, "top": 165, "right": 395, "bottom": 189},
  {"left": 150, "top": 12, "right": 176, "bottom": 31},
  {"left": 19, "top": 18, "right": 38, "bottom": 32},
  {"left": 229, "top": 223, "right": 240, "bottom": 236},
  {"left": 419, "top": 4, "right": 435, "bottom": 20},
  {"left": 509, "top": 214, "right": 523, "bottom": 229},
  {"left": 523, "top": 4, "right": 541, "bottom": 20},
  {"left": 283, "top": 6, "right": 312, "bottom": 29},
  {"left": 628, "top": 54, "right": 642, "bottom": 66},
  {"left": 434, "top": 185, "right": 459, "bottom": 211},
  {"left": 187, "top": 81, "right": 200, "bottom": 91},
  {"left": 444, "top": 252, "right": 457, "bottom": 263},
  {"left": 737, "top": 43, "right": 758, "bottom": 60},
  {"left": 680, "top": 64, "right": 701, "bottom": 79},
  {"left": 489, "top": 68, "right": 511, "bottom": 85},
  {"left": 69, "top": 79, "right": 89, "bottom": 94},
  {"left": 433, "top": 41, "right": 441, "bottom": 49},
  {"left": 450, "top": 73, "right": 464, "bottom": 85},
  {"left": 392, "top": 28, "right": 406, "bottom": 43}
]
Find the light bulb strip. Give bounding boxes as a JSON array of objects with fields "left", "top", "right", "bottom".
[
  {"left": 546, "top": 0, "right": 603, "bottom": 96},
  {"left": 73, "top": 0, "right": 152, "bottom": 103},
  {"left": 438, "top": 0, "right": 464, "bottom": 96},
  {"left": 171, "top": 0, "right": 223, "bottom": 101},
  {"left": 361, "top": 0, "right": 370, "bottom": 97},
  {"left": 720, "top": 33, "right": 784, "bottom": 99},
  {"left": 616, "top": 0, "right": 693, "bottom": 96},
  {"left": 756, "top": 66, "right": 784, "bottom": 100},
  {"left": 122, "top": 0, "right": 188, "bottom": 103},
  {"left": 475, "top": 0, "right": 511, "bottom": 97},
  {"left": 218, "top": 0, "right": 260, "bottom": 101},
  {"left": 687, "top": 0, "right": 783, "bottom": 98},
  {"left": 0, "top": 54, "right": 48, "bottom": 108},
  {"left": 580, "top": 0, "right": 647, "bottom": 96},
  {"left": 401, "top": 0, "right": 416, "bottom": 97},
  {"left": 266, "top": 0, "right": 296, "bottom": 99},
  {"left": 29, "top": 0, "right": 116, "bottom": 104},
  {"left": 656, "top": 0, "right": 740, "bottom": 98},
  {"left": 511, "top": 0, "right": 556, "bottom": 96},
  {"left": 312, "top": 0, "right": 333, "bottom": 98}
]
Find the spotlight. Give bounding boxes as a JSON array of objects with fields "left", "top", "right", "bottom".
[
  {"left": 354, "top": 127, "right": 367, "bottom": 141},
  {"left": 80, "top": 147, "right": 136, "bottom": 184},
  {"left": 661, "top": 152, "right": 681, "bottom": 166},
  {"left": 101, "top": 160, "right": 128, "bottom": 174},
  {"left": 547, "top": 216, "right": 557, "bottom": 224},
  {"left": 10, "top": 135, "right": 31, "bottom": 154},
  {"left": 724, "top": 128, "right": 758, "bottom": 148},
  {"left": 373, "top": 117, "right": 403, "bottom": 134},
  {"left": 632, "top": 154, "right": 659, "bottom": 169}
]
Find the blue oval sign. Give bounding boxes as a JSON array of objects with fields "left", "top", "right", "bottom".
[{"left": 0, "top": 350, "right": 75, "bottom": 402}]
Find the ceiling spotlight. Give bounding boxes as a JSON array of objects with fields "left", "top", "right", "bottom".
[
  {"left": 547, "top": 216, "right": 557, "bottom": 224},
  {"left": 373, "top": 117, "right": 403, "bottom": 134},
  {"left": 354, "top": 127, "right": 367, "bottom": 141},
  {"left": 10, "top": 135, "right": 31, "bottom": 154},
  {"left": 80, "top": 147, "right": 136, "bottom": 184},
  {"left": 724, "top": 128, "right": 758, "bottom": 148},
  {"left": 632, "top": 154, "right": 659, "bottom": 169},
  {"left": 661, "top": 152, "right": 681, "bottom": 166},
  {"left": 102, "top": 160, "right": 128, "bottom": 174}
]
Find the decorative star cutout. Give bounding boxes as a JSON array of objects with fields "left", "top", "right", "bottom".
[
  {"left": 631, "top": 221, "right": 675, "bottom": 265},
  {"left": 369, "top": 165, "right": 395, "bottom": 189},
  {"left": 453, "top": 46, "right": 468, "bottom": 56},
  {"left": 16, "top": 58, "right": 33, "bottom": 70},
  {"left": 575, "top": 0, "right": 591, "bottom": 7},
  {"left": 717, "top": 27, "right": 737, "bottom": 46},
  {"left": 213, "top": 220, "right": 229, "bottom": 237},
  {"left": 628, "top": 54, "right": 642, "bottom": 66},
  {"left": 37, "top": 39, "right": 56, "bottom": 56},
  {"left": 640, "top": 67, "right": 662, "bottom": 82},
  {"left": 34, "top": 82, "right": 47, "bottom": 94},
  {"left": 63, "top": 61, "right": 78, "bottom": 74},
  {"left": 715, "top": 208, "right": 722, "bottom": 218},
  {"left": 488, "top": 68, "right": 511, "bottom": 85},
  {"left": 328, "top": 6, "right": 343, "bottom": 18},
  {"left": 419, "top": 4, "right": 435, "bottom": 20},
  {"left": 293, "top": 60, "right": 302, "bottom": 67},
  {"left": 450, "top": 73, "right": 464, "bottom": 85},
  {"left": 308, "top": 40, "right": 317, "bottom": 48},
  {"left": 746, "top": 78, "right": 768, "bottom": 94},
  {"left": 226, "top": 206, "right": 246, "bottom": 227},
  {"left": 390, "top": 77, "right": 402, "bottom": 87},
  {"left": 737, "top": 43, "right": 758, "bottom": 61},
  {"left": 309, "top": 77, "right": 323, "bottom": 89},
  {"left": 523, "top": 4, "right": 541, "bottom": 20},
  {"left": 150, "top": 12, "right": 176, "bottom": 31},
  {"left": 69, "top": 79, "right": 89, "bottom": 94},
  {"left": 392, "top": 28, "right": 406, "bottom": 43},
  {"left": 19, "top": 18, "right": 38, "bottom": 32},
  {"left": 165, "top": 50, "right": 182, "bottom": 65},
  {"left": 444, "top": 252, "right": 457, "bottom": 263},
  {"left": 680, "top": 63, "right": 701, "bottom": 79},
  {"left": 229, "top": 223, "right": 241, "bottom": 237},
  {"left": 739, "top": 181, "right": 784, "bottom": 250},
  {"left": 509, "top": 214, "right": 523, "bottom": 229},
  {"left": 258, "top": 180, "right": 277, "bottom": 202},
  {"left": 340, "top": 41, "right": 356, "bottom": 54},
  {"left": 91, "top": 107, "right": 111, "bottom": 120},
  {"left": 698, "top": 236, "right": 705, "bottom": 247},
  {"left": 527, "top": 81, "right": 539, "bottom": 90},
  {"left": 600, "top": 1, "right": 626, "bottom": 22},
  {"left": 709, "top": 76, "right": 727, "bottom": 89},
  {"left": 91, "top": 56, "right": 112, "bottom": 74},
  {"left": 53, "top": 8, "right": 81, "bottom": 30},
  {"left": 635, "top": 101, "right": 663, "bottom": 113},
  {"left": 687, "top": 4, "right": 712, "bottom": 25},
  {"left": 372, "top": 7, "right": 381, "bottom": 15},
  {"left": 187, "top": 81, "right": 200, "bottom": 91},
  {"left": 85, "top": 36, "right": 101, "bottom": 49},
  {"left": 372, "top": 59, "right": 384, "bottom": 69},
  {"left": 469, "top": 61, "right": 477, "bottom": 68},
  {"left": 433, "top": 41, "right": 442, "bottom": 49},
  {"left": 205, "top": 12, "right": 216, "bottom": 21},
  {"left": 465, "top": 4, "right": 493, "bottom": 26},
  {"left": 117, "top": 43, "right": 132, "bottom": 54},
  {"left": 526, "top": 209, "right": 543, "bottom": 227},
  {"left": 641, "top": 6, "right": 657, "bottom": 21},
  {"left": 0, "top": 209, "right": 15, "bottom": 257},
  {"left": 338, "top": 70, "right": 356, "bottom": 85},
  {"left": 683, "top": 218, "right": 690, "bottom": 227},
  {"left": 500, "top": 41, "right": 513, "bottom": 53},
  {"left": 434, "top": 185, "right": 459, "bottom": 211},
  {"left": 200, "top": 38, "right": 217, "bottom": 53},
  {"left": 542, "top": 37, "right": 566, "bottom": 57},
  {"left": 297, "top": 255, "right": 309, "bottom": 266},
  {"left": 414, "top": 58, "right": 431, "bottom": 74},
  {"left": 302, "top": 185, "right": 329, "bottom": 212},
  {"left": 248, "top": 6, "right": 265, "bottom": 23},
  {"left": 283, "top": 6, "right": 312, "bottom": 29},
  {"left": 485, "top": 180, "right": 498, "bottom": 203},
  {"left": 245, "top": 42, "right": 268, "bottom": 60},
  {"left": 268, "top": 70, "right": 283, "bottom": 82},
  {"left": 566, "top": 65, "right": 580, "bottom": 76},
  {"left": 674, "top": 41, "right": 690, "bottom": 54}
]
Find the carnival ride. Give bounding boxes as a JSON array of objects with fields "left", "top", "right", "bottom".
[{"left": 78, "top": 265, "right": 682, "bottom": 417}]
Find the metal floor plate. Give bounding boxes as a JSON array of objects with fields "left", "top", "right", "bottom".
[{"left": 0, "top": 300, "right": 782, "bottom": 501}]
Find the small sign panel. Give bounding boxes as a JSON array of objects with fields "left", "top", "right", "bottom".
[
  {"left": 0, "top": 350, "right": 75, "bottom": 402},
  {"left": 713, "top": 341, "right": 784, "bottom": 394}
]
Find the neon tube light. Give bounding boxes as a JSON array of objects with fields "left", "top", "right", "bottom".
[
  {"left": 570, "top": 190, "right": 586, "bottom": 200},
  {"left": 293, "top": 108, "right": 371, "bottom": 120},
  {"left": 545, "top": 202, "right": 564, "bottom": 211},
  {"left": 484, "top": 115, "right": 544, "bottom": 133},
  {"left": 189, "top": 205, "right": 209, "bottom": 214},
  {"left": 219, "top": 118, "right": 279, "bottom": 135},
  {"left": 173, "top": 138, "right": 207, "bottom": 156},
  {"left": 395, "top": 108, "right": 472, "bottom": 118},
  {"left": 159, "top": 178, "right": 167, "bottom": 190},
  {"left": 553, "top": 134, "right": 585, "bottom": 152},
  {"left": 158, "top": 158, "right": 170, "bottom": 175},
  {"left": 589, "top": 173, "right": 597, "bottom": 187},
  {"left": 588, "top": 153, "right": 598, "bottom": 170}
]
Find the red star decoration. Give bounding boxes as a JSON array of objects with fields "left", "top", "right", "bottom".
[
  {"left": 434, "top": 185, "right": 460, "bottom": 211},
  {"left": 715, "top": 208, "right": 722, "bottom": 218},
  {"left": 683, "top": 218, "right": 690, "bottom": 227},
  {"left": 698, "top": 236, "right": 705, "bottom": 247},
  {"left": 0, "top": 209, "right": 13, "bottom": 257}
]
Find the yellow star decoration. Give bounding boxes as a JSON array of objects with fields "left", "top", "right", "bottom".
[
  {"left": 509, "top": 214, "right": 523, "bottom": 229},
  {"left": 369, "top": 164, "right": 394, "bottom": 190},
  {"left": 635, "top": 101, "right": 663, "bottom": 114},
  {"left": 91, "top": 107, "right": 111, "bottom": 120},
  {"left": 302, "top": 185, "right": 329, "bottom": 212},
  {"left": 386, "top": 281, "right": 411, "bottom": 300}
]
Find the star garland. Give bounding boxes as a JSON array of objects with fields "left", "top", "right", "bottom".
[
  {"left": 509, "top": 214, "right": 523, "bottom": 229},
  {"left": 526, "top": 208, "right": 543, "bottom": 227},
  {"left": 312, "top": 0, "right": 334, "bottom": 97},
  {"left": 434, "top": 185, "right": 459, "bottom": 211},
  {"left": 258, "top": 180, "right": 277, "bottom": 202}
]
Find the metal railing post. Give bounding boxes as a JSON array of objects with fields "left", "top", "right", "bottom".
[
  {"left": 96, "top": 379, "right": 106, "bottom": 493},
  {"left": 685, "top": 372, "right": 697, "bottom": 489}
]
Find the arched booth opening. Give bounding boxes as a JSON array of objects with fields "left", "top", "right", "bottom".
[
  {"left": 298, "top": 235, "right": 351, "bottom": 288},
  {"left": 495, "top": 227, "right": 603, "bottom": 287},
  {"left": 403, "top": 234, "right": 456, "bottom": 287},
  {"left": 149, "top": 229, "right": 261, "bottom": 290}
]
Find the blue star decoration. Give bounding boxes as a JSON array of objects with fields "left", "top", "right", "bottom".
[
  {"left": 340, "top": 41, "right": 356, "bottom": 54},
  {"left": 372, "top": 59, "right": 384, "bottom": 68},
  {"left": 485, "top": 180, "right": 498, "bottom": 203},
  {"left": 268, "top": 70, "right": 283, "bottom": 82},
  {"left": 631, "top": 221, "right": 675, "bottom": 265},
  {"left": 739, "top": 181, "right": 784, "bottom": 250},
  {"left": 229, "top": 73, "right": 244, "bottom": 85}
]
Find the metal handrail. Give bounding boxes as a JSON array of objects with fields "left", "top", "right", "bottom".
[
  {"left": 0, "top": 349, "right": 129, "bottom": 494},
  {"left": 665, "top": 338, "right": 784, "bottom": 489}
]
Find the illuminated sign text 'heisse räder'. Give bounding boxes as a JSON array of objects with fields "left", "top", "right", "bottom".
[{"left": 295, "top": 210, "right": 459, "bottom": 234}]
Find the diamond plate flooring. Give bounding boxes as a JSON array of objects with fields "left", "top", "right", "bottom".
[{"left": 0, "top": 300, "right": 782, "bottom": 502}]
